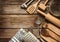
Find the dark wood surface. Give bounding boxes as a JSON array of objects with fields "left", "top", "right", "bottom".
[
  {"left": 0, "top": 15, "right": 37, "bottom": 28},
  {"left": 0, "top": 0, "right": 60, "bottom": 42},
  {"left": 0, "top": 38, "right": 10, "bottom": 42}
]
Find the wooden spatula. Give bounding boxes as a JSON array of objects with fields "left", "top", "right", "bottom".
[
  {"left": 43, "top": 23, "right": 60, "bottom": 36},
  {"left": 38, "top": 0, "right": 48, "bottom": 10},
  {"left": 27, "top": 0, "right": 40, "bottom": 14}
]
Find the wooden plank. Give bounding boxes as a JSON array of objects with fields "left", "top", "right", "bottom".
[
  {"left": 0, "top": 5, "right": 27, "bottom": 14},
  {"left": 0, "top": 0, "right": 37, "bottom": 15},
  {"left": 0, "top": 0, "right": 26, "bottom": 5},
  {"left": 0, "top": 0, "right": 26, "bottom": 15},
  {"left": 0, "top": 29, "right": 19, "bottom": 38},
  {"left": 0, "top": 15, "right": 37, "bottom": 28},
  {"left": 0, "top": 28, "right": 41, "bottom": 38},
  {"left": 0, "top": 38, "right": 10, "bottom": 42}
]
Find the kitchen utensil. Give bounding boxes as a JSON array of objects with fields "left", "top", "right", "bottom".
[
  {"left": 27, "top": 0, "right": 40, "bottom": 14},
  {"left": 39, "top": 0, "right": 48, "bottom": 10},
  {"left": 21, "top": 0, "right": 34, "bottom": 9},
  {"left": 23, "top": 32, "right": 40, "bottom": 42},
  {"left": 9, "top": 29, "right": 27, "bottom": 42},
  {"left": 42, "top": 23, "right": 60, "bottom": 42},
  {"left": 9, "top": 29, "right": 40, "bottom": 42},
  {"left": 37, "top": 10, "right": 60, "bottom": 27},
  {"left": 43, "top": 23, "right": 60, "bottom": 36}
]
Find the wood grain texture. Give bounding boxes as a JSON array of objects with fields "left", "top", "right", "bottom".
[
  {"left": 0, "top": 0, "right": 60, "bottom": 42},
  {"left": 0, "top": 38, "right": 10, "bottom": 42},
  {"left": 0, "top": 0, "right": 26, "bottom": 15},
  {"left": 0, "top": 29, "right": 19, "bottom": 38},
  {"left": 0, "top": 0, "right": 37, "bottom": 15},
  {"left": 0, "top": 0, "right": 26, "bottom": 5},
  {"left": 0, "top": 29, "right": 40, "bottom": 38},
  {"left": 0, "top": 5, "right": 27, "bottom": 14},
  {"left": 0, "top": 15, "right": 37, "bottom": 28}
]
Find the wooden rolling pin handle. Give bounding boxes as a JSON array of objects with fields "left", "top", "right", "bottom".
[
  {"left": 37, "top": 10, "right": 46, "bottom": 16},
  {"left": 46, "top": 13, "right": 60, "bottom": 27},
  {"left": 37, "top": 10, "right": 60, "bottom": 27}
]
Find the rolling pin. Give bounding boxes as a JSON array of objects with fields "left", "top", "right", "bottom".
[{"left": 37, "top": 10, "right": 60, "bottom": 27}]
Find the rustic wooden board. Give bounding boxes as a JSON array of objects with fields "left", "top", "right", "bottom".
[
  {"left": 0, "top": 0, "right": 26, "bottom": 5},
  {"left": 0, "top": 0, "right": 26, "bottom": 15},
  {"left": 0, "top": 0, "right": 60, "bottom": 42},
  {"left": 0, "top": 0, "right": 37, "bottom": 15},
  {"left": 0, "top": 38, "right": 10, "bottom": 42},
  {"left": 0, "top": 29, "right": 40, "bottom": 38},
  {"left": 0, "top": 29, "right": 19, "bottom": 38},
  {"left": 0, "top": 5, "right": 27, "bottom": 14},
  {"left": 0, "top": 15, "right": 37, "bottom": 28}
]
